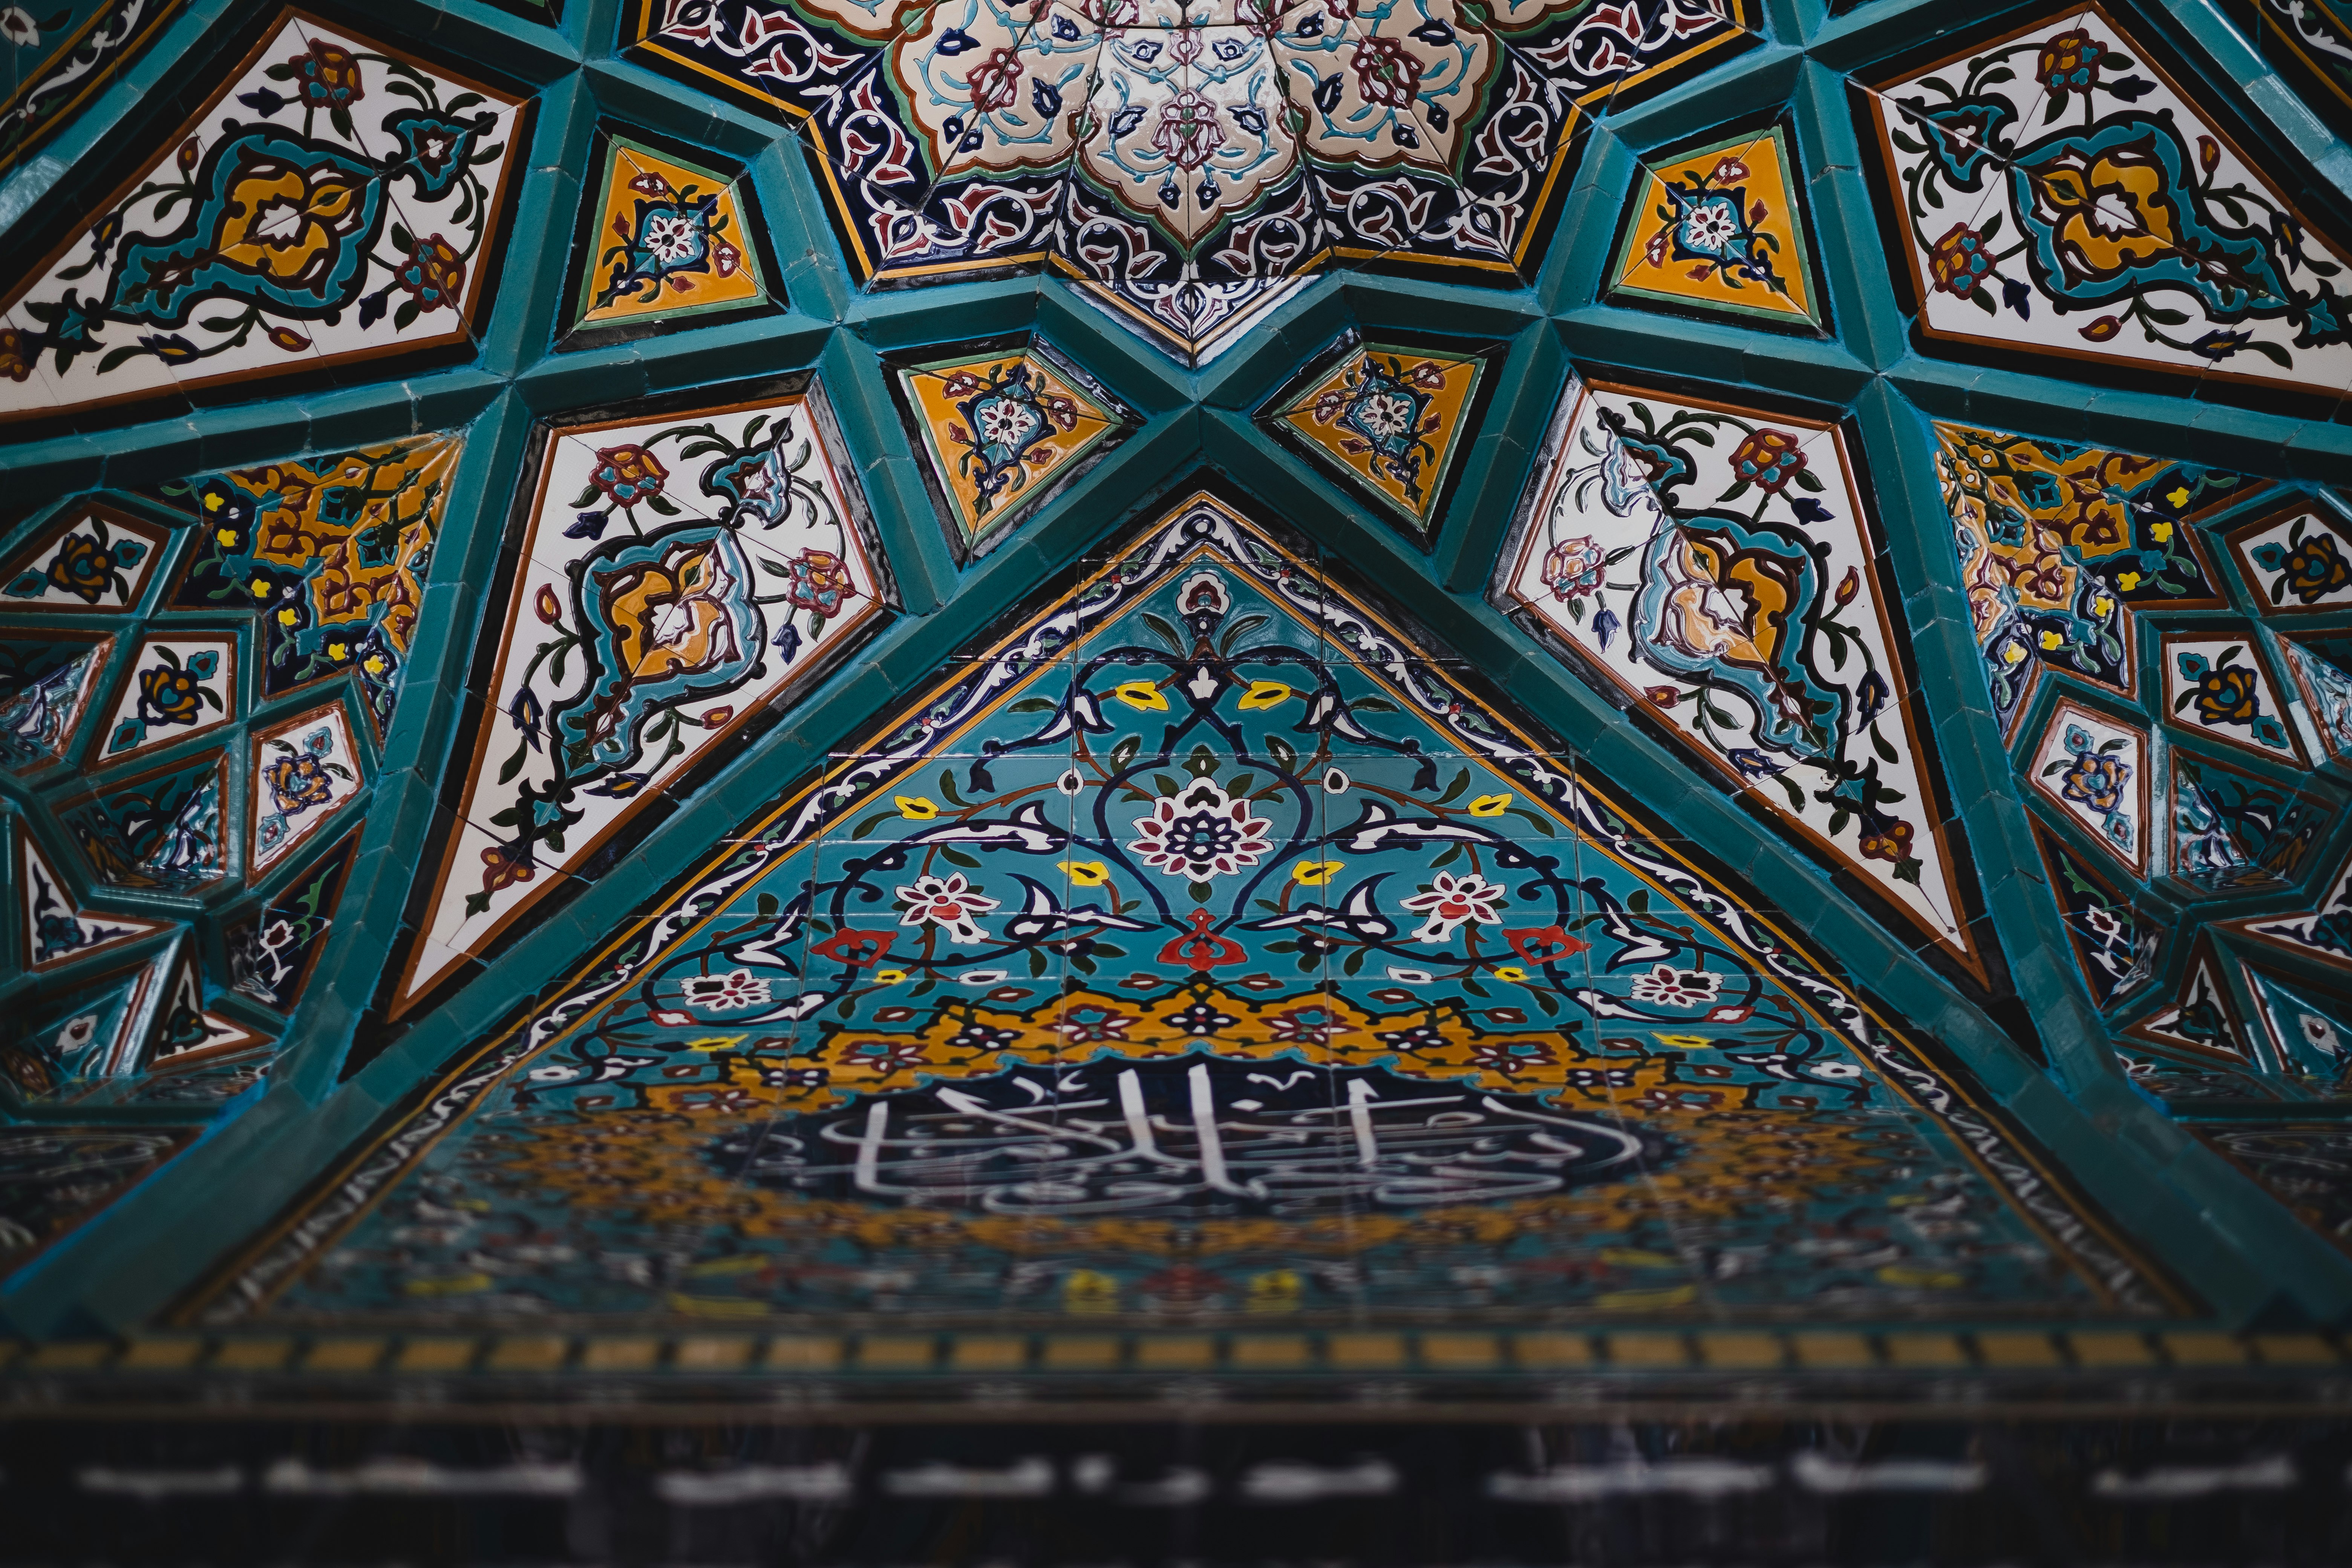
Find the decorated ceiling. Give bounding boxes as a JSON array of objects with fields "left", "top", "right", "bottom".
[{"left": 10, "top": 0, "right": 2352, "bottom": 1383}]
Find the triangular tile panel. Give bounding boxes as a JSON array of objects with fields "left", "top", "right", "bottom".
[
  {"left": 2223, "top": 501, "right": 2352, "bottom": 616},
  {"left": 15, "top": 826, "right": 166, "bottom": 974},
  {"left": 2245, "top": 966, "right": 2352, "bottom": 1084},
  {"left": 248, "top": 703, "right": 363, "bottom": 877},
  {"left": 2127, "top": 951, "right": 2252, "bottom": 1063},
  {"left": 2167, "top": 751, "right": 2330, "bottom": 896},
  {"left": 1932, "top": 421, "right": 2247, "bottom": 734},
  {"left": 94, "top": 634, "right": 238, "bottom": 765},
  {"left": 0, "top": 13, "right": 527, "bottom": 424},
  {"left": 2237, "top": 849, "right": 2352, "bottom": 974},
  {"left": 2027, "top": 815, "right": 2156, "bottom": 1009},
  {"left": 2280, "top": 634, "right": 2352, "bottom": 763},
  {"left": 2025, "top": 697, "right": 2147, "bottom": 875},
  {"left": 1, "top": 504, "right": 167, "bottom": 612},
  {"left": 387, "top": 380, "right": 891, "bottom": 1018},
  {"left": 1259, "top": 333, "right": 1490, "bottom": 539},
  {"left": 570, "top": 131, "right": 773, "bottom": 337},
  {"left": 2161, "top": 631, "right": 2306, "bottom": 767},
  {"left": 228, "top": 830, "right": 358, "bottom": 1013},
  {"left": 1609, "top": 124, "right": 1822, "bottom": 329},
  {"left": 194, "top": 489, "right": 2179, "bottom": 1327},
  {"left": 60, "top": 748, "right": 229, "bottom": 890},
  {"left": 1495, "top": 379, "right": 1983, "bottom": 978},
  {"left": 1870, "top": 6, "right": 2352, "bottom": 394},
  {"left": 894, "top": 338, "right": 1136, "bottom": 561}
]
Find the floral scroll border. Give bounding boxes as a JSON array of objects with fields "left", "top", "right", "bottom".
[{"left": 194, "top": 491, "right": 2180, "bottom": 1323}]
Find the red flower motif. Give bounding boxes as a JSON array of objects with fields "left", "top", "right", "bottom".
[
  {"left": 812, "top": 928, "right": 897, "bottom": 967},
  {"left": 1351, "top": 34, "right": 1423, "bottom": 107}
]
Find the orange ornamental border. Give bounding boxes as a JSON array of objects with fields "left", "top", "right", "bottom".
[
  {"left": 0, "top": 8, "right": 528, "bottom": 426},
  {"left": 195, "top": 492, "right": 2183, "bottom": 1320},
  {"left": 385, "top": 387, "right": 889, "bottom": 1019},
  {"left": 1497, "top": 379, "right": 1986, "bottom": 986},
  {"left": 1863, "top": 1, "right": 2352, "bottom": 401}
]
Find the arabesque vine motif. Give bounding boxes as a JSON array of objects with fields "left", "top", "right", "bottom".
[
  {"left": 628, "top": 0, "right": 1746, "bottom": 358},
  {"left": 0, "top": 15, "right": 522, "bottom": 418},
  {"left": 1874, "top": 9, "right": 2352, "bottom": 388},
  {"left": 207, "top": 499, "right": 2165, "bottom": 1324}
]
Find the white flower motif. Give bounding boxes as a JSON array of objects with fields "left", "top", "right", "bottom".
[
  {"left": 977, "top": 400, "right": 1033, "bottom": 446},
  {"left": 1, "top": 8, "right": 37, "bottom": 46},
  {"left": 681, "top": 967, "right": 772, "bottom": 1011},
  {"left": 2082, "top": 905, "right": 2124, "bottom": 942},
  {"left": 642, "top": 211, "right": 701, "bottom": 265},
  {"left": 1127, "top": 779, "right": 1274, "bottom": 880},
  {"left": 896, "top": 872, "right": 1000, "bottom": 945},
  {"left": 1628, "top": 965, "right": 1723, "bottom": 1008},
  {"left": 1398, "top": 872, "right": 1505, "bottom": 943}
]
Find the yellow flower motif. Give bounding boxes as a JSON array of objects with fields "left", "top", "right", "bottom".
[
  {"left": 874, "top": 968, "right": 906, "bottom": 984},
  {"left": 362, "top": 655, "right": 386, "bottom": 676},
  {"left": 1237, "top": 680, "right": 1291, "bottom": 710},
  {"left": 895, "top": 795, "right": 939, "bottom": 819},
  {"left": 2117, "top": 571, "right": 2142, "bottom": 591},
  {"left": 1113, "top": 680, "right": 1168, "bottom": 710},
  {"left": 2149, "top": 521, "right": 2173, "bottom": 542},
  {"left": 1468, "top": 792, "right": 1513, "bottom": 817},
  {"left": 204, "top": 490, "right": 225, "bottom": 513},
  {"left": 2000, "top": 642, "right": 2027, "bottom": 666},
  {"left": 250, "top": 581, "right": 271, "bottom": 599},
  {"left": 1876, "top": 1263, "right": 1962, "bottom": 1289},
  {"left": 1064, "top": 1269, "right": 1120, "bottom": 1312},
  {"left": 1652, "top": 1033, "right": 1713, "bottom": 1049},
  {"left": 2090, "top": 595, "right": 2113, "bottom": 618},
  {"left": 326, "top": 640, "right": 348, "bottom": 661},
  {"left": 2038, "top": 629, "right": 2062, "bottom": 651},
  {"left": 276, "top": 606, "right": 298, "bottom": 626},
  {"left": 1062, "top": 859, "right": 1111, "bottom": 886},
  {"left": 1292, "top": 859, "right": 1344, "bottom": 885},
  {"left": 1492, "top": 965, "right": 1525, "bottom": 982},
  {"left": 215, "top": 528, "right": 237, "bottom": 547},
  {"left": 686, "top": 1035, "right": 747, "bottom": 1052},
  {"left": 2167, "top": 486, "right": 2191, "bottom": 509}
]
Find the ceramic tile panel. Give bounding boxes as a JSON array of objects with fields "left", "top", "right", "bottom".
[
  {"left": 2025, "top": 698, "right": 2147, "bottom": 875},
  {"left": 1608, "top": 121, "right": 1822, "bottom": 331},
  {"left": 2222, "top": 501, "right": 2352, "bottom": 616},
  {"left": 93, "top": 633, "right": 237, "bottom": 764},
  {"left": 1868, "top": 6, "right": 2352, "bottom": 398},
  {"left": 15, "top": 826, "right": 167, "bottom": 974},
  {"left": 0, "top": 630, "right": 112, "bottom": 770},
  {"left": 191, "top": 494, "right": 2180, "bottom": 1330},
  {"left": 2027, "top": 816, "right": 2157, "bottom": 1010},
  {"left": 2, "top": 505, "right": 169, "bottom": 612},
  {"left": 893, "top": 337, "right": 1139, "bottom": 561},
  {"left": 622, "top": 0, "right": 1752, "bottom": 362},
  {"left": 247, "top": 701, "right": 362, "bottom": 876},
  {"left": 1256, "top": 330, "right": 1493, "bottom": 541},
  {"left": 388, "top": 382, "right": 889, "bottom": 1019},
  {"left": 2160, "top": 630, "right": 2305, "bottom": 766},
  {"left": 0, "top": 13, "right": 527, "bottom": 423},
  {"left": 1493, "top": 378, "right": 1982, "bottom": 979},
  {"left": 566, "top": 129, "right": 779, "bottom": 341}
]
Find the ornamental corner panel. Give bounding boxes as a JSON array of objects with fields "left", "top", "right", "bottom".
[
  {"left": 189, "top": 491, "right": 2179, "bottom": 1332},
  {"left": 384, "top": 378, "right": 891, "bottom": 1022},
  {"left": 1492, "top": 378, "right": 1986, "bottom": 983},
  {"left": 0, "top": 12, "right": 528, "bottom": 423},
  {"left": 1866, "top": 6, "right": 2352, "bottom": 396}
]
